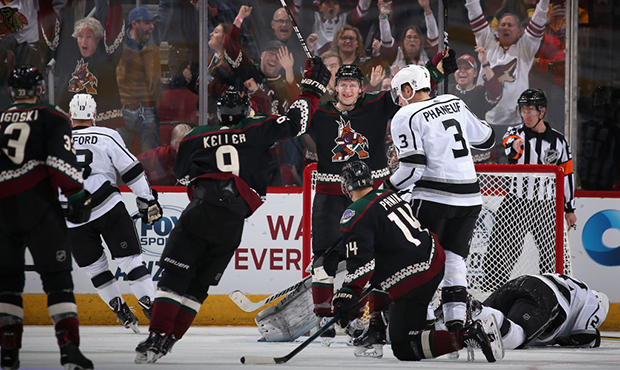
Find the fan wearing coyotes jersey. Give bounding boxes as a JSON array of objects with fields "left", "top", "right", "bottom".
[
  {"left": 62, "top": 94, "right": 162, "bottom": 333},
  {"left": 469, "top": 274, "right": 609, "bottom": 349},
  {"left": 331, "top": 161, "right": 503, "bottom": 362},
  {"left": 386, "top": 64, "right": 495, "bottom": 332},
  {"left": 483, "top": 89, "right": 576, "bottom": 290},
  {"left": 0, "top": 66, "right": 93, "bottom": 370},
  {"left": 134, "top": 57, "right": 331, "bottom": 364}
]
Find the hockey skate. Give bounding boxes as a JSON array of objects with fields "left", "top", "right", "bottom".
[
  {"left": 60, "top": 341, "right": 94, "bottom": 370},
  {"left": 138, "top": 296, "right": 153, "bottom": 321},
  {"left": 135, "top": 330, "right": 177, "bottom": 364},
  {"left": 459, "top": 315, "right": 504, "bottom": 362},
  {"left": 1, "top": 327, "right": 20, "bottom": 370},
  {"left": 352, "top": 324, "right": 386, "bottom": 359},
  {"left": 110, "top": 297, "right": 139, "bottom": 333},
  {"left": 344, "top": 318, "right": 365, "bottom": 346},
  {"left": 1, "top": 346, "right": 19, "bottom": 370},
  {"left": 317, "top": 316, "right": 336, "bottom": 347}
]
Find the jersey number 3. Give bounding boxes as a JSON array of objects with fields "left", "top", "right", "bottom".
[{"left": 442, "top": 119, "right": 469, "bottom": 158}]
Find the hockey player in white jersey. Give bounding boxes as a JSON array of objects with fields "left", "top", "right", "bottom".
[
  {"left": 385, "top": 64, "right": 495, "bottom": 332},
  {"left": 468, "top": 274, "right": 609, "bottom": 349},
  {"left": 62, "top": 94, "right": 162, "bottom": 332}
]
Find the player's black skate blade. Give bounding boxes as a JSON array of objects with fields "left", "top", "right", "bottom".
[
  {"left": 138, "top": 296, "right": 153, "bottom": 321},
  {"left": 110, "top": 297, "right": 139, "bottom": 333},
  {"left": 460, "top": 316, "right": 504, "bottom": 362},
  {"left": 60, "top": 341, "right": 93, "bottom": 370},
  {"left": 1, "top": 346, "right": 19, "bottom": 370},
  {"left": 135, "top": 330, "right": 177, "bottom": 364}
]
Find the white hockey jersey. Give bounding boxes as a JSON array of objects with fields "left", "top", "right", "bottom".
[
  {"left": 465, "top": 0, "right": 548, "bottom": 127},
  {"left": 530, "top": 274, "right": 606, "bottom": 346},
  {"left": 61, "top": 126, "right": 154, "bottom": 227},
  {"left": 389, "top": 94, "right": 494, "bottom": 207}
]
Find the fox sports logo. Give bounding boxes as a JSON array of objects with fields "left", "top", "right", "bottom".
[{"left": 132, "top": 205, "right": 184, "bottom": 257}]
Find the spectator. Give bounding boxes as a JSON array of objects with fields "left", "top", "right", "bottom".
[
  {"left": 304, "top": 0, "right": 372, "bottom": 57},
  {"left": 268, "top": 7, "right": 309, "bottom": 77},
  {"left": 483, "top": 88, "right": 576, "bottom": 290},
  {"left": 319, "top": 50, "right": 342, "bottom": 102},
  {"left": 449, "top": 48, "right": 502, "bottom": 163},
  {"left": 166, "top": 0, "right": 199, "bottom": 89},
  {"left": 40, "top": 0, "right": 126, "bottom": 129},
  {"left": 386, "top": 0, "right": 438, "bottom": 75},
  {"left": 464, "top": 0, "right": 549, "bottom": 161},
  {"left": 116, "top": 1, "right": 173, "bottom": 154},
  {"left": 546, "top": 0, "right": 588, "bottom": 49},
  {"left": 138, "top": 123, "right": 193, "bottom": 186},
  {"left": 0, "top": 0, "right": 41, "bottom": 107}
]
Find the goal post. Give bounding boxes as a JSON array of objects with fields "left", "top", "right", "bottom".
[{"left": 301, "top": 163, "right": 571, "bottom": 297}]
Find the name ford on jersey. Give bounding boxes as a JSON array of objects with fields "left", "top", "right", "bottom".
[{"left": 72, "top": 135, "right": 98, "bottom": 145}]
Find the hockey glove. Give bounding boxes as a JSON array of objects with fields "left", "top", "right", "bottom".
[
  {"left": 332, "top": 287, "right": 360, "bottom": 328},
  {"left": 136, "top": 188, "right": 163, "bottom": 225},
  {"left": 64, "top": 189, "right": 92, "bottom": 224},
  {"left": 426, "top": 49, "right": 457, "bottom": 85},
  {"left": 301, "top": 56, "right": 331, "bottom": 98}
]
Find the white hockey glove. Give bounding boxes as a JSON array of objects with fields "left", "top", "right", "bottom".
[{"left": 136, "top": 188, "right": 163, "bottom": 225}]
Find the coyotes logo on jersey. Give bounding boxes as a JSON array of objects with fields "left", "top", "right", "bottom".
[
  {"left": 68, "top": 59, "right": 98, "bottom": 94},
  {"left": 491, "top": 58, "right": 518, "bottom": 85},
  {"left": 331, "top": 116, "right": 369, "bottom": 161}
]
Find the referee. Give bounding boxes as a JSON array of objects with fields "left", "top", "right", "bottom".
[{"left": 483, "top": 88, "right": 576, "bottom": 290}]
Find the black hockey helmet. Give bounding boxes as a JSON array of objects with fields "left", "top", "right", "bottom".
[
  {"left": 8, "top": 65, "right": 45, "bottom": 100},
  {"left": 517, "top": 88, "right": 547, "bottom": 112},
  {"left": 217, "top": 87, "right": 250, "bottom": 124},
  {"left": 341, "top": 160, "right": 373, "bottom": 196},
  {"left": 335, "top": 64, "right": 364, "bottom": 88}
]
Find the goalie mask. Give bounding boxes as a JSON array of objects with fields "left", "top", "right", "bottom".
[
  {"left": 69, "top": 94, "right": 97, "bottom": 122},
  {"left": 592, "top": 290, "right": 610, "bottom": 322},
  {"left": 217, "top": 88, "right": 250, "bottom": 125},
  {"left": 390, "top": 65, "right": 430, "bottom": 105},
  {"left": 341, "top": 160, "right": 372, "bottom": 197},
  {"left": 8, "top": 65, "right": 45, "bottom": 100}
]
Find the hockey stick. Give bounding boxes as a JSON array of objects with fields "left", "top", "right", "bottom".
[
  {"left": 601, "top": 335, "right": 620, "bottom": 341},
  {"left": 240, "top": 284, "right": 376, "bottom": 365},
  {"left": 229, "top": 237, "right": 343, "bottom": 312},
  {"left": 278, "top": 0, "right": 313, "bottom": 60},
  {"left": 442, "top": 0, "right": 449, "bottom": 94}
]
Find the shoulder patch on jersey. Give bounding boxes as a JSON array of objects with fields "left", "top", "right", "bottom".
[{"left": 340, "top": 209, "right": 355, "bottom": 224}]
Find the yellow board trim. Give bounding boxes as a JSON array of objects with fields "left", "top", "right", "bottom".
[
  {"left": 23, "top": 295, "right": 620, "bottom": 330},
  {"left": 23, "top": 294, "right": 277, "bottom": 326}
]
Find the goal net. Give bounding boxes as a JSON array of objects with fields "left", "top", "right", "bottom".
[{"left": 302, "top": 163, "right": 572, "bottom": 304}]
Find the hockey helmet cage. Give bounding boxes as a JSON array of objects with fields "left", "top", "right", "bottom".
[
  {"left": 217, "top": 87, "right": 250, "bottom": 124},
  {"left": 592, "top": 290, "right": 610, "bottom": 321},
  {"left": 518, "top": 88, "right": 547, "bottom": 112},
  {"left": 341, "top": 160, "right": 373, "bottom": 195},
  {"left": 390, "top": 64, "right": 430, "bottom": 104},
  {"left": 69, "top": 94, "right": 97, "bottom": 121},
  {"left": 8, "top": 65, "right": 45, "bottom": 100},
  {"left": 335, "top": 64, "right": 364, "bottom": 89}
]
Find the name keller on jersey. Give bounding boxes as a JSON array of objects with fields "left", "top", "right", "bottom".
[
  {"left": 203, "top": 132, "right": 247, "bottom": 148},
  {"left": 1, "top": 110, "right": 39, "bottom": 122},
  {"left": 422, "top": 102, "right": 461, "bottom": 122}
]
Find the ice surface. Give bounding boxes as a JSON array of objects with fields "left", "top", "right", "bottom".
[{"left": 16, "top": 326, "right": 620, "bottom": 369}]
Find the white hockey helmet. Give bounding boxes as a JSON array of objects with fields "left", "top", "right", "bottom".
[
  {"left": 390, "top": 64, "right": 431, "bottom": 104},
  {"left": 592, "top": 290, "right": 610, "bottom": 320},
  {"left": 69, "top": 93, "right": 97, "bottom": 121}
]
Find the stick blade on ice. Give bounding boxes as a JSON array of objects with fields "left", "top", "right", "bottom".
[
  {"left": 240, "top": 355, "right": 277, "bottom": 364},
  {"left": 229, "top": 290, "right": 254, "bottom": 312}
]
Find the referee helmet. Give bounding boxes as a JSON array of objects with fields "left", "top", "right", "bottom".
[{"left": 517, "top": 88, "right": 547, "bottom": 112}]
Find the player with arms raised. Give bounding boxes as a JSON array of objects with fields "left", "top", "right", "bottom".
[
  {"left": 63, "top": 93, "right": 162, "bottom": 333},
  {"left": 385, "top": 64, "right": 495, "bottom": 332},
  {"left": 134, "top": 57, "right": 331, "bottom": 363},
  {"left": 0, "top": 66, "right": 93, "bottom": 369},
  {"left": 332, "top": 161, "right": 503, "bottom": 362}
]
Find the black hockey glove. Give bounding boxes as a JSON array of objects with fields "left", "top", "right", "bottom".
[
  {"left": 301, "top": 56, "right": 331, "bottom": 98},
  {"left": 136, "top": 188, "right": 163, "bottom": 225},
  {"left": 426, "top": 49, "right": 457, "bottom": 85},
  {"left": 64, "top": 189, "right": 92, "bottom": 224},
  {"left": 332, "top": 287, "right": 360, "bottom": 328}
]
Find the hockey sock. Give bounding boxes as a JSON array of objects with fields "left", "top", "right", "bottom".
[
  {"left": 0, "top": 323, "right": 23, "bottom": 349},
  {"left": 414, "top": 330, "right": 462, "bottom": 359},
  {"left": 127, "top": 265, "right": 156, "bottom": 301},
  {"left": 149, "top": 290, "right": 183, "bottom": 335},
  {"left": 89, "top": 270, "right": 124, "bottom": 309},
  {"left": 171, "top": 298, "right": 201, "bottom": 340},
  {"left": 54, "top": 317, "right": 80, "bottom": 347},
  {"left": 311, "top": 283, "right": 334, "bottom": 316}
]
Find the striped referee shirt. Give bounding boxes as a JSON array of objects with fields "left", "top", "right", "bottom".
[{"left": 503, "top": 121, "right": 576, "bottom": 212}]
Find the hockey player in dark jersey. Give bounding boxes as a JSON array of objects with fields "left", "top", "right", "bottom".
[
  {"left": 332, "top": 161, "right": 503, "bottom": 362},
  {"left": 0, "top": 66, "right": 93, "bottom": 369},
  {"left": 134, "top": 57, "right": 331, "bottom": 364},
  {"left": 64, "top": 94, "right": 162, "bottom": 333},
  {"left": 483, "top": 88, "right": 576, "bottom": 290},
  {"left": 467, "top": 274, "right": 609, "bottom": 349},
  {"left": 386, "top": 64, "right": 495, "bottom": 333},
  {"left": 307, "top": 50, "right": 457, "bottom": 345}
]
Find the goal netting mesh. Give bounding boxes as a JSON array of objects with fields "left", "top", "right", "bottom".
[{"left": 301, "top": 163, "right": 572, "bottom": 319}]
